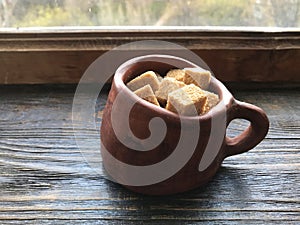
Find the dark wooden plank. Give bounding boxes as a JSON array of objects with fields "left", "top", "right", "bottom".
[
  {"left": 0, "top": 29, "right": 300, "bottom": 84},
  {"left": 0, "top": 85, "right": 299, "bottom": 224}
]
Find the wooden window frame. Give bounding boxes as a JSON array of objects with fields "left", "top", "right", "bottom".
[{"left": 0, "top": 27, "right": 299, "bottom": 84}]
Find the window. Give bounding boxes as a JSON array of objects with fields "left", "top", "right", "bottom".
[
  {"left": 0, "top": 0, "right": 299, "bottom": 84},
  {"left": 1, "top": 0, "right": 299, "bottom": 27}
]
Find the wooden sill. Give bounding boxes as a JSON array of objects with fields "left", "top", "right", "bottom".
[
  {"left": 0, "top": 83, "right": 299, "bottom": 223},
  {"left": 0, "top": 27, "right": 299, "bottom": 84}
]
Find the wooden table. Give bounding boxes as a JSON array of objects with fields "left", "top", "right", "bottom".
[{"left": 0, "top": 85, "right": 299, "bottom": 224}]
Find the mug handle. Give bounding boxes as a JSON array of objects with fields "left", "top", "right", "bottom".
[{"left": 225, "top": 99, "right": 269, "bottom": 158}]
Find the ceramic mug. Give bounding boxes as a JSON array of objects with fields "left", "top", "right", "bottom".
[{"left": 100, "top": 55, "right": 269, "bottom": 195}]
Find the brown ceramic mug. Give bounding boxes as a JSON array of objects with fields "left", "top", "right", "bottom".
[{"left": 100, "top": 55, "right": 269, "bottom": 195}]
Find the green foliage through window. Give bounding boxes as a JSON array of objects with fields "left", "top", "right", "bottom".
[{"left": 0, "top": 0, "right": 299, "bottom": 28}]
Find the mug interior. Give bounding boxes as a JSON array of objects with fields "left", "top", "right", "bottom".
[{"left": 114, "top": 55, "right": 232, "bottom": 119}]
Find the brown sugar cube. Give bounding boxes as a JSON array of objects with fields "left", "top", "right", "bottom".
[
  {"left": 156, "top": 74, "right": 163, "bottom": 82},
  {"left": 155, "top": 77, "right": 186, "bottom": 105},
  {"left": 202, "top": 90, "right": 220, "bottom": 114},
  {"left": 127, "top": 71, "right": 160, "bottom": 92},
  {"left": 148, "top": 71, "right": 163, "bottom": 81},
  {"left": 166, "top": 69, "right": 185, "bottom": 82},
  {"left": 183, "top": 67, "right": 211, "bottom": 90},
  {"left": 166, "top": 84, "right": 207, "bottom": 116},
  {"left": 204, "top": 90, "right": 219, "bottom": 109},
  {"left": 154, "top": 71, "right": 163, "bottom": 82},
  {"left": 133, "top": 84, "right": 160, "bottom": 106}
]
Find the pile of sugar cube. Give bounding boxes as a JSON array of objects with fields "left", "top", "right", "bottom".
[{"left": 126, "top": 68, "right": 219, "bottom": 116}]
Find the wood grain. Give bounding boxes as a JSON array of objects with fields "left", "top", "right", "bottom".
[
  {"left": 0, "top": 85, "right": 299, "bottom": 224},
  {"left": 0, "top": 29, "right": 300, "bottom": 84}
]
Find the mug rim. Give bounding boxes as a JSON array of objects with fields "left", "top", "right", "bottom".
[{"left": 114, "top": 54, "right": 232, "bottom": 121}]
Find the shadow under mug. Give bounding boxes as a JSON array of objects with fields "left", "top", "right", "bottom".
[{"left": 100, "top": 55, "right": 269, "bottom": 195}]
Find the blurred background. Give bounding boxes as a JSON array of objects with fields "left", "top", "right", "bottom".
[{"left": 0, "top": 0, "right": 299, "bottom": 28}]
